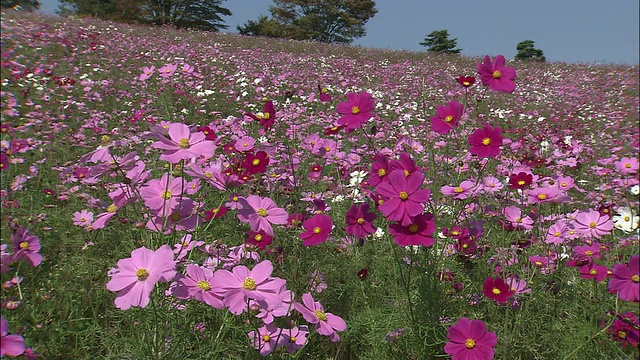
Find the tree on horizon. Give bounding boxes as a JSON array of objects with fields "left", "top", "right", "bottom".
[
  {"left": 1, "top": 0, "right": 40, "bottom": 11},
  {"left": 419, "top": 30, "right": 462, "bottom": 54},
  {"left": 238, "top": 0, "right": 378, "bottom": 45},
  {"left": 515, "top": 40, "right": 546, "bottom": 62}
]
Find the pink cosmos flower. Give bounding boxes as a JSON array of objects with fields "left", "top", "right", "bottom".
[
  {"left": 614, "top": 157, "right": 639, "bottom": 174},
  {"left": 151, "top": 123, "right": 215, "bottom": 163},
  {"left": 139, "top": 65, "right": 155, "bottom": 81},
  {"left": 344, "top": 203, "right": 377, "bottom": 239},
  {"left": 294, "top": 292, "right": 347, "bottom": 342},
  {"left": 211, "top": 260, "right": 286, "bottom": 315},
  {"left": 608, "top": 255, "right": 639, "bottom": 302},
  {"left": 72, "top": 209, "right": 94, "bottom": 227},
  {"left": 579, "top": 263, "right": 609, "bottom": 282},
  {"left": 106, "top": 245, "right": 177, "bottom": 310},
  {"left": 157, "top": 63, "right": 177, "bottom": 78},
  {"left": 545, "top": 221, "right": 567, "bottom": 245},
  {"left": 299, "top": 214, "right": 333, "bottom": 246},
  {"left": 477, "top": 54, "right": 517, "bottom": 93},
  {"left": 609, "top": 312, "right": 639, "bottom": 349},
  {"left": 139, "top": 173, "right": 185, "bottom": 217},
  {"left": 441, "top": 180, "right": 477, "bottom": 200},
  {"left": 375, "top": 170, "right": 430, "bottom": 226},
  {"left": 235, "top": 136, "right": 255, "bottom": 152},
  {"left": 388, "top": 213, "right": 436, "bottom": 247},
  {"left": 184, "top": 160, "right": 226, "bottom": 191},
  {"left": 444, "top": 318, "right": 497, "bottom": 360},
  {"left": 280, "top": 326, "right": 309, "bottom": 353},
  {"left": 468, "top": 125, "right": 503, "bottom": 158},
  {"left": 368, "top": 153, "right": 390, "bottom": 187},
  {"left": 481, "top": 176, "right": 503, "bottom": 193},
  {"left": 526, "top": 186, "right": 561, "bottom": 204},
  {"left": 12, "top": 226, "right": 42, "bottom": 267},
  {"left": 336, "top": 91, "right": 375, "bottom": 132},
  {"left": 483, "top": 277, "right": 515, "bottom": 304},
  {"left": 236, "top": 196, "right": 288, "bottom": 236},
  {"left": 175, "top": 264, "right": 224, "bottom": 308},
  {"left": 248, "top": 323, "right": 282, "bottom": 356},
  {"left": 502, "top": 206, "right": 534, "bottom": 231},
  {"left": 1, "top": 317, "right": 25, "bottom": 357},
  {"left": 430, "top": 100, "right": 463, "bottom": 134},
  {"left": 571, "top": 210, "right": 614, "bottom": 239}
]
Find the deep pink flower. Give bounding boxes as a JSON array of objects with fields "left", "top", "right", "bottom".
[
  {"left": 608, "top": 255, "right": 639, "bottom": 302},
  {"left": 468, "top": 125, "right": 503, "bottom": 158},
  {"left": 236, "top": 196, "right": 288, "bottom": 236},
  {"left": 444, "top": 318, "right": 497, "bottom": 360},
  {"left": 245, "top": 100, "right": 276, "bottom": 131},
  {"left": 579, "top": 262, "right": 609, "bottom": 282},
  {"left": 477, "top": 55, "right": 517, "bottom": 93},
  {"left": 375, "top": 170, "right": 430, "bottom": 226},
  {"left": 300, "top": 214, "right": 333, "bottom": 246},
  {"left": 608, "top": 312, "right": 639, "bottom": 348},
  {"left": 336, "top": 91, "right": 375, "bottom": 132},
  {"left": 508, "top": 172, "right": 533, "bottom": 189},
  {"left": 344, "top": 203, "right": 377, "bottom": 239},
  {"left": 294, "top": 292, "right": 347, "bottom": 342},
  {"left": 368, "top": 153, "right": 390, "bottom": 187},
  {"left": 151, "top": 123, "right": 215, "bottom": 163},
  {"left": 388, "top": 213, "right": 435, "bottom": 247},
  {"left": 175, "top": 264, "right": 224, "bottom": 308},
  {"left": 211, "top": 260, "right": 286, "bottom": 315},
  {"left": 106, "top": 245, "right": 177, "bottom": 310},
  {"left": 430, "top": 101, "right": 463, "bottom": 134},
  {"left": 482, "top": 277, "right": 515, "bottom": 304},
  {"left": 1, "top": 317, "right": 25, "bottom": 357},
  {"left": 12, "top": 226, "right": 42, "bottom": 267},
  {"left": 571, "top": 210, "right": 614, "bottom": 239}
]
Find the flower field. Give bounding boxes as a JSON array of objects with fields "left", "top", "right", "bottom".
[{"left": 1, "top": 11, "right": 638, "bottom": 359}]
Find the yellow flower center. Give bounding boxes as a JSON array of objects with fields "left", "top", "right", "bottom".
[
  {"left": 618, "top": 331, "right": 627, "bottom": 339},
  {"left": 535, "top": 261, "right": 542, "bottom": 266},
  {"left": 624, "top": 216, "right": 630, "bottom": 221},
  {"left": 263, "top": 113, "right": 270, "bottom": 120},
  {"left": 589, "top": 222, "right": 596, "bottom": 229},
  {"left": 585, "top": 250, "right": 593, "bottom": 256},
  {"left": 162, "top": 190, "right": 172, "bottom": 200},
  {"left": 242, "top": 277, "right": 256, "bottom": 290},
  {"left": 351, "top": 106, "right": 360, "bottom": 115},
  {"left": 492, "top": 288, "right": 501, "bottom": 295},
  {"left": 538, "top": 193, "right": 547, "bottom": 200},
  {"left": 517, "top": 180, "right": 525, "bottom": 186},
  {"left": 252, "top": 159, "right": 260, "bottom": 166},
  {"left": 631, "top": 275, "right": 639, "bottom": 283},
  {"left": 179, "top": 138, "right": 190, "bottom": 149},
  {"left": 289, "top": 336, "right": 297, "bottom": 343},
  {"left": 492, "top": 70, "right": 501, "bottom": 79},
  {"left": 553, "top": 231, "right": 560, "bottom": 237},
  {"left": 444, "top": 115, "right": 453, "bottom": 123},
  {"left": 197, "top": 280, "right": 211, "bottom": 291},
  {"left": 561, "top": 182, "right": 567, "bottom": 187},
  {"left": 203, "top": 172, "right": 212, "bottom": 179},
  {"left": 625, "top": 163, "right": 631, "bottom": 168},
  {"left": 314, "top": 309, "right": 328, "bottom": 321},
  {"left": 408, "top": 224, "right": 419, "bottom": 233},
  {"left": 107, "top": 204, "right": 117, "bottom": 213},
  {"left": 378, "top": 168, "right": 386, "bottom": 177},
  {"left": 482, "top": 137, "right": 491, "bottom": 146},
  {"left": 404, "top": 169, "right": 410, "bottom": 177},
  {"left": 589, "top": 269, "right": 598, "bottom": 276},
  {"left": 465, "top": 338, "right": 476, "bottom": 349},
  {"left": 313, "top": 227, "right": 321, "bottom": 234},
  {"left": 257, "top": 208, "right": 268, "bottom": 217},
  {"left": 453, "top": 187, "right": 464, "bottom": 193},
  {"left": 463, "top": 81, "right": 470, "bottom": 86},
  {"left": 262, "top": 334, "right": 271, "bottom": 342},
  {"left": 19, "top": 241, "right": 29, "bottom": 250},
  {"left": 100, "top": 135, "right": 112, "bottom": 146},
  {"left": 254, "top": 234, "right": 262, "bottom": 242},
  {"left": 357, "top": 217, "right": 365, "bottom": 224},
  {"left": 399, "top": 191, "right": 408, "bottom": 200},
  {"left": 136, "top": 268, "right": 149, "bottom": 281}
]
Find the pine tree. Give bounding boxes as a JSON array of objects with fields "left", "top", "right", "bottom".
[{"left": 420, "top": 30, "right": 461, "bottom": 54}]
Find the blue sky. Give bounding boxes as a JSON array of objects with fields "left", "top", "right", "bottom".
[{"left": 38, "top": 0, "right": 639, "bottom": 65}]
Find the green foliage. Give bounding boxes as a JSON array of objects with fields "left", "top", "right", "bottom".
[
  {"left": 0, "top": 0, "right": 40, "bottom": 11},
  {"left": 515, "top": 40, "right": 546, "bottom": 62},
  {"left": 419, "top": 29, "right": 462, "bottom": 54},
  {"left": 58, "top": 0, "right": 232, "bottom": 31},
  {"left": 238, "top": 0, "right": 378, "bottom": 44}
]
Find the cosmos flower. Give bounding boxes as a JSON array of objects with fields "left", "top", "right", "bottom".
[
  {"left": 299, "top": 214, "right": 333, "bottom": 246},
  {"left": 236, "top": 196, "right": 288, "bottom": 236},
  {"left": 294, "top": 292, "right": 347, "bottom": 342},
  {"left": 477, "top": 54, "right": 517, "bottom": 93},
  {"left": 444, "top": 318, "right": 497, "bottom": 360},
  {"left": 336, "top": 91, "right": 375, "bottom": 132},
  {"left": 468, "top": 125, "right": 503, "bottom": 158},
  {"left": 608, "top": 255, "right": 639, "bottom": 302},
  {"left": 430, "top": 101, "right": 464, "bottom": 135}
]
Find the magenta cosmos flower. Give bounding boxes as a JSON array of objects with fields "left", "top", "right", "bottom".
[
  {"left": 294, "top": 292, "right": 347, "bottom": 342},
  {"left": 614, "top": 157, "right": 639, "bottom": 174},
  {"left": 236, "top": 195, "right": 288, "bottom": 236},
  {"left": 388, "top": 212, "right": 436, "bottom": 247},
  {"left": 336, "top": 91, "right": 375, "bottom": 132},
  {"left": 430, "top": 100, "right": 463, "bottom": 135},
  {"left": 12, "top": 226, "right": 42, "bottom": 267},
  {"left": 1, "top": 317, "right": 25, "bottom": 357},
  {"left": 211, "top": 260, "right": 286, "bottom": 315},
  {"left": 151, "top": 123, "right": 215, "bottom": 163},
  {"left": 375, "top": 169, "right": 431, "bottom": 226},
  {"left": 608, "top": 255, "right": 639, "bottom": 302},
  {"left": 477, "top": 54, "right": 516, "bottom": 93},
  {"left": 483, "top": 277, "right": 515, "bottom": 304},
  {"left": 106, "top": 245, "right": 177, "bottom": 310},
  {"left": 344, "top": 203, "right": 377, "bottom": 239},
  {"left": 175, "top": 264, "right": 224, "bottom": 308},
  {"left": 299, "top": 214, "right": 333, "bottom": 246},
  {"left": 571, "top": 210, "right": 614, "bottom": 239},
  {"left": 468, "top": 125, "right": 503, "bottom": 158},
  {"left": 444, "top": 318, "right": 497, "bottom": 360}
]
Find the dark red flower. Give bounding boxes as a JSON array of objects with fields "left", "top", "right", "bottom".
[
  {"left": 455, "top": 76, "right": 476, "bottom": 87},
  {"left": 357, "top": 268, "right": 368, "bottom": 280},
  {"left": 242, "top": 151, "right": 269, "bottom": 174},
  {"left": 508, "top": 172, "right": 533, "bottom": 189},
  {"left": 482, "top": 277, "right": 515, "bottom": 304}
]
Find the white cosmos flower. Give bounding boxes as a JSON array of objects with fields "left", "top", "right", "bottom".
[{"left": 612, "top": 207, "right": 639, "bottom": 233}]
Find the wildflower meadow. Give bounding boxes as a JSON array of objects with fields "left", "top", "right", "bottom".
[{"left": 1, "top": 11, "right": 639, "bottom": 360}]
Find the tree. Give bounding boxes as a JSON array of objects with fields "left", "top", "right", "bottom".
[
  {"left": 1, "top": 0, "right": 40, "bottom": 11},
  {"left": 238, "top": 0, "right": 378, "bottom": 45},
  {"left": 58, "top": 0, "right": 231, "bottom": 31},
  {"left": 419, "top": 30, "right": 461, "bottom": 54},
  {"left": 515, "top": 40, "right": 545, "bottom": 62}
]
